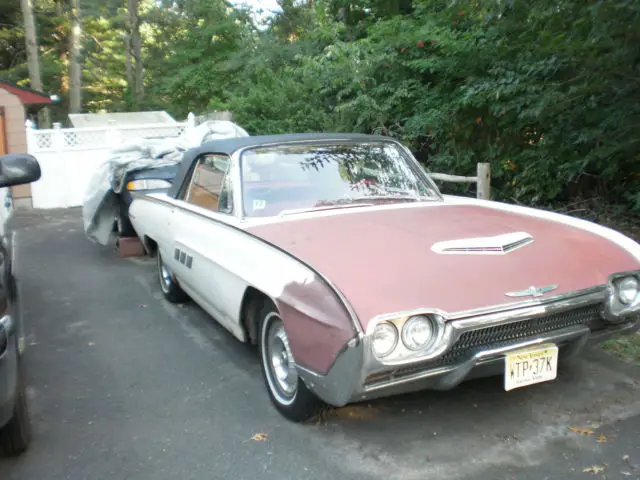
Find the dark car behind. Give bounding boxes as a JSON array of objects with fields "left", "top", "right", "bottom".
[
  {"left": 0, "top": 153, "right": 42, "bottom": 456},
  {"left": 115, "top": 163, "right": 179, "bottom": 237}
]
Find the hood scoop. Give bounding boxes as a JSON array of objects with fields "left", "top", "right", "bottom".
[{"left": 432, "top": 231, "right": 534, "bottom": 255}]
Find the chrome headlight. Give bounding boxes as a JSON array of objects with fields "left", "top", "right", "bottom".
[
  {"left": 371, "top": 322, "right": 398, "bottom": 358},
  {"left": 617, "top": 276, "right": 639, "bottom": 306},
  {"left": 605, "top": 271, "right": 640, "bottom": 322},
  {"left": 126, "top": 179, "right": 172, "bottom": 191},
  {"left": 401, "top": 315, "right": 436, "bottom": 351}
]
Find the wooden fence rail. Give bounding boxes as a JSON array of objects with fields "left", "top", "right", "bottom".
[{"left": 428, "top": 162, "right": 491, "bottom": 200}]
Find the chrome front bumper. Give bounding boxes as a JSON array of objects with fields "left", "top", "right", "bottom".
[{"left": 298, "top": 311, "right": 639, "bottom": 408}]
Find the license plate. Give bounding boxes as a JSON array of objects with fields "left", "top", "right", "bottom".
[{"left": 504, "top": 343, "right": 558, "bottom": 391}]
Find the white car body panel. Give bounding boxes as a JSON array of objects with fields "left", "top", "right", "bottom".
[
  {"left": 129, "top": 194, "right": 345, "bottom": 345},
  {"left": 169, "top": 205, "right": 251, "bottom": 340}
]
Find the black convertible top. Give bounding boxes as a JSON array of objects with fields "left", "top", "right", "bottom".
[{"left": 167, "top": 132, "right": 398, "bottom": 198}]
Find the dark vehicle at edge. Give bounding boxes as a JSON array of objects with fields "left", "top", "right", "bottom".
[{"left": 0, "top": 153, "right": 41, "bottom": 456}]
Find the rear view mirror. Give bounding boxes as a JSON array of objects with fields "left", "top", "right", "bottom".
[{"left": 0, "top": 154, "right": 41, "bottom": 188}]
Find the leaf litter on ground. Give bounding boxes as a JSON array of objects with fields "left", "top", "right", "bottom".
[
  {"left": 583, "top": 464, "right": 607, "bottom": 475},
  {"left": 569, "top": 426, "right": 595, "bottom": 436}
]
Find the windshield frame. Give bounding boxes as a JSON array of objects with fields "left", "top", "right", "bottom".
[{"left": 235, "top": 139, "right": 443, "bottom": 219}]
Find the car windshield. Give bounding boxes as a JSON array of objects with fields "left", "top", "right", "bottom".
[{"left": 240, "top": 142, "right": 440, "bottom": 217}]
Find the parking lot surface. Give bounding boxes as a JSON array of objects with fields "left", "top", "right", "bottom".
[{"left": 1, "top": 208, "right": 640, "bottom": 480}]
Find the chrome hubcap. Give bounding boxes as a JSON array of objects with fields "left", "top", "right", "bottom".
[
  {"left": 263, "top": 314, "right": 298, "bottom": 404},
  {"left": 158, "top": 255, "right": 172, "bottom": 292}
]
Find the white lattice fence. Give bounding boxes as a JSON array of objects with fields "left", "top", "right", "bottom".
[
  {"left": 26, "top": 121, "right": 189, "bottom": 209},
  {"left": 118, "top": 125, "right": 186, "bottom": 142},
  {"left": 32, "top": 131, "right": 53, "bottom": 150},
  {"left": 63, "top": 128, "right": 110, "bottom": 148},
  {"left": 28, "top": 123, "right": 187, "bottom": 152}
]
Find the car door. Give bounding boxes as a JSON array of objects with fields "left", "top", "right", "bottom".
[{"left": 169, "top": 153, "right": 246, "bottom": 338}]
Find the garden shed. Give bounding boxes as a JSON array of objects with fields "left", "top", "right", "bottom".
[{"left": 0, "top": 80, "right": 54, "bottom": 208}]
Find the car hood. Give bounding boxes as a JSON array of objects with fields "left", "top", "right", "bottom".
[{"left": 244, "top": 203, "right": 640, "bottom": 329}]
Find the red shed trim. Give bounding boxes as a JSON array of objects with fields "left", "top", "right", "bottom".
[{"left": 0, "top": 80, "right": 53, "bottom": 105}]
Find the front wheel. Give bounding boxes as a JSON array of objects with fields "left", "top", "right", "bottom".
[
  {"left": 157, "top": 253, "right": 189, "bottom": 303},
  {"left": 258, "top": 303, "right": 323, "bottom": 422}
]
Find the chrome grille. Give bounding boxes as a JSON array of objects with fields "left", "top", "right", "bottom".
[
  {"left": 365, "top": 302, "right": 608, "bottom": 386},
  {"left": 437, "top": 302, "right": 604, "bottom": 366}
]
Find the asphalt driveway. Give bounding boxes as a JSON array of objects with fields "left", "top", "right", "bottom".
[{"left": 1, "top": 208, "right": 640, "bottom": 480}]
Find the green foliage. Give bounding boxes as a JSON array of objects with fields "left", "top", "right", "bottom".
[
  {"left": 0, "top": 1, "right": 25, "bottom": 74},
  {"left": 143, "top": 0, "right": 252, "bottom": 117},
  {"left": 602, "top": 333, "right": 640, "bottom": 366},
  {"left": 220, "top": 65, "right": 330, "bottom": 134},
  {"left": 2, "top": 0, "right": 639, "bottom": 211},
  {"left": 295, "top": 0, "right": 640, "bottom": 210}
]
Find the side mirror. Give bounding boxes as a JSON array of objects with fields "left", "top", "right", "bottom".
[{"left": 0, "top": 154, "right": 42, "bottom": 188}]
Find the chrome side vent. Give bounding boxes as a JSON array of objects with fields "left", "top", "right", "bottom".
[{"left": 432, "top": 232, "right": 534, "bottom": 255}]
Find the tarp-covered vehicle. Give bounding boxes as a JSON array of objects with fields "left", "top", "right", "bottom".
[{"left": 82, "top": 120, "right": 249, "bottom": 245}]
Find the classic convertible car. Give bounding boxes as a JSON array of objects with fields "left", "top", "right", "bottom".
[{"left": 128, "top": 133, "right": 640, "bottom": 421}]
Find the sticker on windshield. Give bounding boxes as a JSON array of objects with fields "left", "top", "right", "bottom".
[{"left": 253, "top": 199, "right": 267, "bottom": 210}]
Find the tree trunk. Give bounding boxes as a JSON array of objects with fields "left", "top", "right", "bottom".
[
  {"left": 124, "top": 33, "right": 133, "bottom": 96},
  {"left": 55, "top": 0, "right": 68, "bottom": 117},
  {"left": 20, "top": 0, "right": 50, "bottom": 127},
  {"left": 20, "top": 0, "right": 43, "bottom": 91},
  {"left": 68, "top": 0, "right": 82, "bottom": 113},
  {"left": 127, "top": 0, "right": 144, "bottom": 106}
]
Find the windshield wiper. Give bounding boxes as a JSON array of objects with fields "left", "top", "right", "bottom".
[
  {"left": 279, "top": 203, "right": 376, "bottom": 216},
  {"left": 277, "top": 194, "right": 436, "bottom": 216},
  {"left": 351, "top": 195, "right": 436, "bottom": 202}
]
